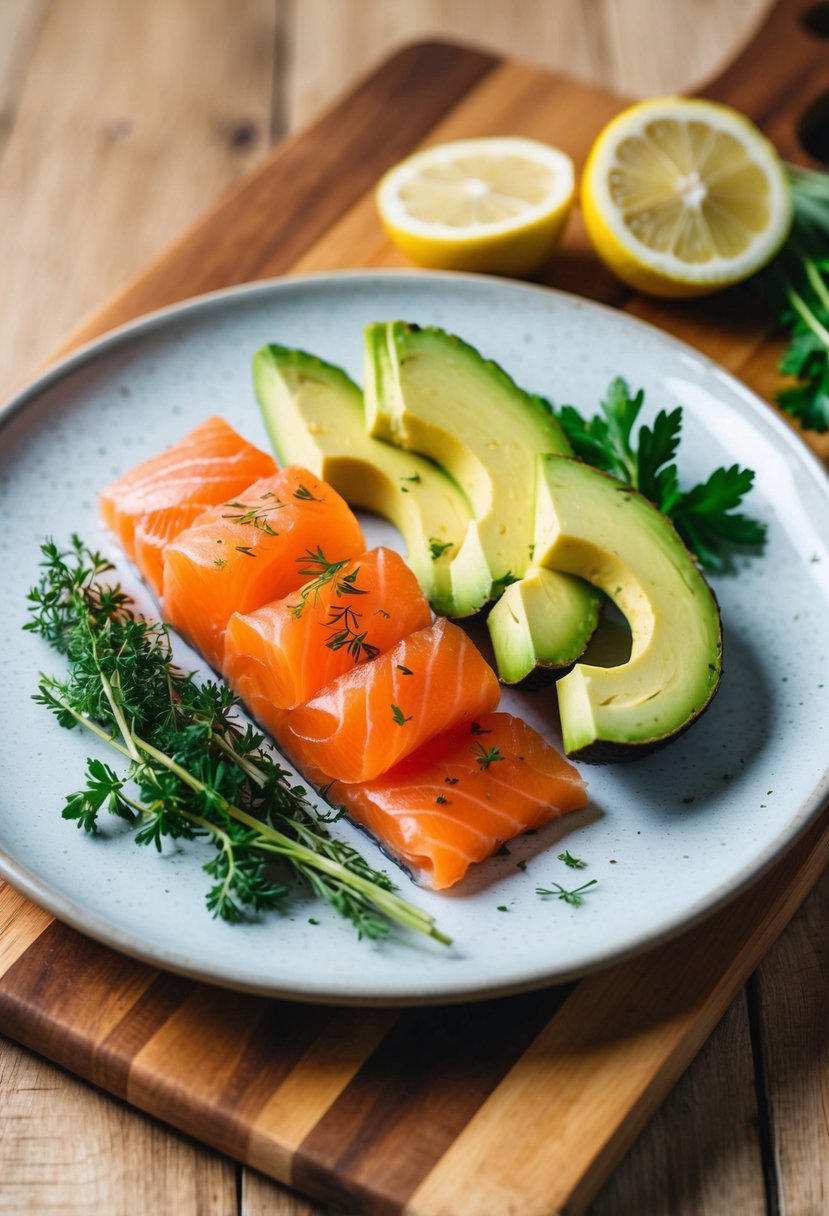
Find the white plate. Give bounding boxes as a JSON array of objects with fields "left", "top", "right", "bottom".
[{"left": 1, "top": 271, "right": 828, "bottom": 1006}]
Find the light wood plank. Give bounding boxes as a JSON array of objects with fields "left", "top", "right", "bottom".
[
  {"left": 0, "top": 0, "right": 50, "bottom": 165},
  {"left": 755, "top": 867, "right": 829, "bottom": 1214},
  {"left": 590, "top": 992, "right": 767, "bottom": 1216},
  {"left": 0, "top": 1036, "right": 237, "bottom": 1216},
  {"left": 0, "top": 884, "right": 53, "bottom": 979},
  {"left": 289, "top": 0, "right": 772, "bottom": 129},
  {"left": 0, "top": 0, "right": 277, "bottom": 401}
]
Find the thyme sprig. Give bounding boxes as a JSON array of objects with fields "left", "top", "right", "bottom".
[
  {"left": 223, "top": 490, "right": 287, "bottom": 536},
  {"left": 289, "top": 547, "right": 365, "bottom": 618},
  {"left": 25, "top": 537, "right": 449, "bottom": 944}
]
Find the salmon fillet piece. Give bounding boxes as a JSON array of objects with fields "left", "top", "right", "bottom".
[
  {"left": 328, "top": 712, "right": 588, "bottom": 888},
  {"left": 100, "top": 416, "right": 276, "bottom": 592},
  {"left": 162, "top": 467, "right": 365, "bottom": 670},
  {"left": 224, "top": 547, "right": 432, "bottom": 734},
  {"left": 275, "top": 617, "right": 500, "bottom": 784}
]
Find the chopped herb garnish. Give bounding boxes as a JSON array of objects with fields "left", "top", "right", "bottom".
[
  {"left": 235, "top": 545, "right": 256, "bottom": 557},
  {"left": 293, "top": 484, "right": 321, "bottom": 502},
  {"left": 497, "top": 905, "right": 508, "bottom": 912},
  {"left": 516, "top": 859, "right": 528, "bottom": 872},
  {"left": 536, "top": 879, "right": 598, "bottom": 907},
  {"left": 444, "top": 776, "right": 459, "bottom": 784},
  {"left": 491, "top": 571, "right": 518, "bottom": 593},
  {"left": 213, "top": 558, "right": 227, "bottom": 569},
  {"left": 469, "top": 721, "right": 492, "bottom": 735},
  {"left": 428, "top": 538, "right": 452, "bottom": 560},
  {"left": 557, "top": 850, "right": 586, "bottom": 870},
  {"left": 289, "top": 548, "right": 363, "bottom": 619},
  {"left": 396, "top": 664, "right": 413, "bottom": 675},
  {"left": 471, "top": 743, "right": 504, "bottom": 770},
  {"left": 401, "top": 473, "right": 421, "bottom": 484},
  {"left": 223, "top": 494, "right": 286, "bottom": 535},
  {"left": 435, "top": 794, "right": 448, "bottom": 804},
  {"left": 391, "top": 703, "right": 412, "bottom": 726}
]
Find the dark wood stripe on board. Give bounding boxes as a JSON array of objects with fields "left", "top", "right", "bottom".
[
  {"left": 57, "top": 41, "right": 499, "bottom": 356},
  {"left": 292, "top": 984, "right": 574, "bottom": 1214},
  {"left": 0, "top": 919, "right": 158, "bottom": 1077}
]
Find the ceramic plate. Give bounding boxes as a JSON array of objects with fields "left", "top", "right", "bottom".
[{"left": 2, "top": 271, "right": 828, "bottom": 1005}]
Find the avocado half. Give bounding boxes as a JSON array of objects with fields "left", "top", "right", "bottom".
[
  {"left": 253, "top": 344, "right": 486, "bottom": 617},
  {"left": 534, "top": 455, "right": 723, "bottom": 762}
]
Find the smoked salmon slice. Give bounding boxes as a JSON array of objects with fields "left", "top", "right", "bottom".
[
  {"left": 327, "top": 712, "right": 588, "bottom": 888},
  {"left": 162, "top": 467, "right": 365, "bottom": 670},
  {"left": 223, "top": 547, "right": 432, "bottom": 733},
  {"left": 274, "top": 617, "right": 500, "bottom": 784},
  {"left": 100, "top": 416, "right": 276, "bottom": 593}
]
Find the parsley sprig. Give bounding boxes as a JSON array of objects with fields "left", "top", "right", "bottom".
[
  {"left": 554, "top": 378, "right": 766, "bottom": 571},
  {"left": 25, "top": 537, "right": 449, "bottom": 945}
]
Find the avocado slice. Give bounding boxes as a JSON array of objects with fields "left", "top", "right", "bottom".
[
  {"left": 534, "top": 455, "right": 722, "bottom": 761},
  {"left": 364, "top": 322, "right": 571, "bottom": 590},
  {"left": 253, "top": 344, "right": 488, "bottom": 617},
  {"left": 487, "top": 565, "right": 603, "bottom": 684}
]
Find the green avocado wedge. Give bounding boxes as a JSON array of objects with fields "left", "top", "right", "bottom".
[
  {"left": 534, "top": 455, "right": 722, "bottom": 761},
  {"left": 253, "top": 344, "right": 487, "bottom": 617},
  {"left": 486, "top": 565, "right": 603, "bottom": 685},
  {"left": 363, "top": 321, "right": 571, "bottom": 591}
]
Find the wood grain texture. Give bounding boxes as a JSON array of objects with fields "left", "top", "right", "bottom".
[
  {"left": 1, "top": 2, "right": 829, "bottom": 1214},
  {"left": 0, "top": 0, "right": 277, "bottom": 401},
  {"left": 755, "top": 869, "right": 829, "bottom": 1213},
  {"left": 590, "top": 992, "right": 768, "bottom": 1216},
  {"left": 0, "top": 1035, "right": 238, "bottom": 1216}
]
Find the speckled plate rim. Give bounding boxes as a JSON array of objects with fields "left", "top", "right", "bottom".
[{"left": 1, "top": 268, "right": 828, "bottom": 1007}]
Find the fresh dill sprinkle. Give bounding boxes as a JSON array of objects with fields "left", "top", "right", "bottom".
[
  {"left": 401, "top": 473, "right": 421, "bottom": 484},
  {"left": 323, "top": 600, "right": 379, "bottom": 661},
  {"left": 235, "top": 545, "right": 256, "bottom": 557},
  {"left": 428, "top": 538, "right": 452, "bottom": 560},
  {"left": 375, "top": 608, "right": 391, "bottom": 619},
  {"left": 213, "top": 558, "right": 227, "bottom": 569},
  {"left": 289, "top": 548, "right": 365, "bottom": 619},
  {"left": 497, "top": 905, "right": 508, "bottom": 912},
  {"left": 491, "top": 572, "right": 518, "bottom": 592},
  {"left": 558, "top": 850, "right": 587, "bottom": 870},
  {"left": 471, "top": 742, "right": 504, "bottom": 770},
  {"left": 396, "top": 664, "right": 413, "bottom": 675},
  {"left": 391, "top": 703, "right": 412, "bottom": 726},
  {"left": 222, "top": 494, "right": 286, "bottom": 535},
  {"left": 536, "top": 879, "right": 598, "bottom": 907},
  {"left": 435, "top": 794, "right": 448, "bottom": 804},
  {"left": 24, "top": 536, "right": 449, "bottom": 947},
  {"left": 469, "top": 721, "right": 492, "bottom": 736},
  {"left": 293, "top": 484, "right": 321, "bottom": 502},
  {"left": 308, "top": 917, "right": 319, "bottom": 925},
  {"left": 516, "top": 859, "right": 528, "bottom": 872},
  {"left": 444, "top": 776, "right": 459, "bottom": 784}
]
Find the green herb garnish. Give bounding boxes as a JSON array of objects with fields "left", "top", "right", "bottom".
[
  {"left": 391, "top": 703, "right": 412, "bottom": 726},
  {"left": 223, "top": 491, "right": 286, "bottom": 535},
  {"left": 293, "top": 484, "right": 321, "bottom": 502},
  {"left": 471, "top": 743, "right": 504, "bottom": 770},
  {"left": 557, "top": 850, "right": 586, "bottom": 870},
  {"left": 428, "top": 538, "right": 452, "bottom": 560},
  {"left": 755, "top": 165, "right": 829, "bottom": 433},
  {"left": 554, "top": 378, "right": 766, "bottom": 571},
  {"left": 536, "top": 879, "right": 598, "bottom": 907},
  {"left": 25, "top": 537, "right": 448, "bottom": 945}
]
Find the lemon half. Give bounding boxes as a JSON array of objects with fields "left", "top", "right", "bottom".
[
  {"left": 581, "top": 97, "right": 792, "bottom": 298},
  {"left": 377, "top": 137, "right": 575, "bottom": 275}
]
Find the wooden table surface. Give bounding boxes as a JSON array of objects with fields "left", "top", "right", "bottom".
[{"left": 1, "top": 3, "right": 827, "bottom": 1214}]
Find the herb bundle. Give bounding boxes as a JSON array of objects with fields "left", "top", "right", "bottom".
[
  {"left": 553, "top": 378, "right": 766, "bottom": 571},
  {"left": 25, "top": 537, "right": 449, "bottom": 945},
  {"left": 756, "top": 164, "right": 829, "bottom": 434}
]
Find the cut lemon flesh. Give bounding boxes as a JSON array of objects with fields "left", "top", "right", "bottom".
[
  {"left": 377, "top": 137, "right": 575, "bottom": 275},
  {"left": 581, "top": 98, "right": 792, "bottom": 298}
]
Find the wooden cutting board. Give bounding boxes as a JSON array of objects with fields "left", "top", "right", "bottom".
[{"left": 2, "top": 1, "right": 828, "bottom": 1212}]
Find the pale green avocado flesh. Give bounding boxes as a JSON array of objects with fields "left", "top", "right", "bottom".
[
  {"left": 253, "top": 344, "right": 484, "bottom": 616},
  {"left": 487, "top": 566, "right": 603, "bottom": 684},
  {"left": 534, "top": 455, "right": 722, "bottom": 760},
  {"left": 363, "top": 321, "right": 571, "bottom": 590}
]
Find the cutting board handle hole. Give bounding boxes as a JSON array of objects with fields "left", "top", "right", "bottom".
[
  {"left": 798, "top": 89, "right": 829, "bottom": 165},
  {"left": 801, "top": 3, "right": 829, "bottom": 36}
]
